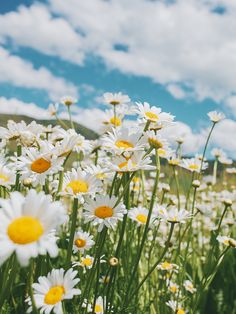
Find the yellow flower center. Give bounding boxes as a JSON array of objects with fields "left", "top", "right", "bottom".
[
  {"left": 223, "top": 239, "right": 229, "bottom": 245},
  {"left": 110, "top": 100, "right": 120, "bottom": 105},
  {"left": 8, "top": 216, "right": 43, "bottom": 244},
  {"left": 177, "top": 309, "right": 185, "bottom": 314},
  {"left": 115, "top": 140, "right": 134, "bottom": 149},
  {"left": 136, "top": 214, "right": 147, "bottom": 224},
  {"left": 44, "top": 286, "right": 65, "bottom": 305},
  {"left": 64, "top": 100, "right": 73, "bottom": 106},
  {"left": 95, "top": 206, "right": 113, "bottom": 219},
  {"left": 158, "top": 148, "right": 166, "bottom": 156},
  {"left": 110, "top": 117, "right": 121, "bottom": 126},
  {"left": 75, "top": 238, "right": 86, "bottom": 248},
  {"left": 0, "top": 173, "right": 9, "bottom": 182},
  {"left": 161, "top": 261, "right": 171, "bottom": 270},
  {"left": 148, "top": 138, "right": 163, "bottom": 149},
  {"left": 31, "top": 158, "right": 51, "bottom": 173},
  {"left": 83, "top": 257, "right": 93, "bottom": 267},
  {"left": 66, "top": 180, "right": 88, "bottom": 194},
  {"left": 95, "top": 304, "right": 103, "bottom": 312},
  {"left": 170, "top": 285, "right": 178, "bottom": 293},
  {"left": 169, "top": 159, "right": 180, "bottom": 166},
  {"left": 189, "top": 164, "right": 199, "bottom": 170},
  {"left": 145, "top": 111, "right": 158, "bottom": 121}
]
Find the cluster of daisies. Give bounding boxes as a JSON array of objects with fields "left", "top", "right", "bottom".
[{"left": 0, "top": 92, "right": 235, "bottom": 314}]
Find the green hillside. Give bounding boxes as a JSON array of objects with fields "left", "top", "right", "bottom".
[{"left": 0, "top": 113, "right": 98, "bottom": 140}]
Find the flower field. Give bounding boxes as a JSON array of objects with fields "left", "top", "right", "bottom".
[{"left": 0, "top": 94, "right": 235, "bottom": 314}]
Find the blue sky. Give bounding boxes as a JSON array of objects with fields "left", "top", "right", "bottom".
[{"left": 0, "top": 0, "right": 236, "bottom": 156}]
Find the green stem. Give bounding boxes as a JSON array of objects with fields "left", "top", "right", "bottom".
[{"left": 66, "top": 198, "right": 78, "bottom": 268}]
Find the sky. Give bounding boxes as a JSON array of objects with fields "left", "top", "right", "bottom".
[{"left": 0, "top": 0, "right": 236, "bottom": 157}]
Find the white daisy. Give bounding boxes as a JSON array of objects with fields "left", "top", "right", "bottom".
[
  {"left": 216, "top": 235, "right": 236, "bottom": 248},
  {"left": 183, "top": 280, "right": 197, "bottom": 293},
  {"left": 27, "top": 268, "right": 80, "bottom": 314},
  {"left": 144, "top": 130, "right": 170, "bottom": 151},
  {"left": 110, "top": 152, "right": 155, "bottom": 173},
  {"left": 157, "top": 261, "right": 179, "bottom": 272},
  {"left": 103, "top": 92, "right": 130, "bottom": 106},
  {"left": 60, "top": 96, "right": 77, "bottom": 106},
  {"left": 166, "top": 300, "right": 186, "bottom": 314},
  {"left": 0, "top": 190, "right": 66, "bottom": 266},
  {"left": 73, "top": 134, "right": 92, "bottom": 154},
  {"left": 207, "top": 111, "right": 225, "bottom": 123},
  {"left": 14, "top": 145, "right": 63, "bottom": 186},
  {"left": 48, "top": 103, "right": 59, "bottom": 117},
  {"left": 181, "top": 157, "right": 208, "bottom": 173},
  {"left": 128, "top": 206, "right": 155, "bottom": 226},
  {"left": 100, "top": 109, "right": 124, "bottom": 133},
  {"left": 94, "top": 296, "right": 105, "bottom": 314},
  {"left": 83, "top": 195, "right": 127, "bottom": 232},
  {"left": 158, "top": 207, "right": 191, "bottom": 224},
  {"left": 73, "top": 230, "right": 95, "bottom": 254},
  {"left": 0, "top": 163, "right": 16, "bottom": 188},
  {"left": 62, "top": 168, "right": 101, "bottom": 202},
  {"left": 102, "top": 127, "right": 145, "bottom": 155}
]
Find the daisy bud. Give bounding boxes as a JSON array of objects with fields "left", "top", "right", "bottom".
[
  {"left": 192, "top": 180, "right": 200, "bottom": 188},
  {"left": 23, "top": 178, "right": 33, "bottom": 187},
  {"left": 223, "top": 199, "right": 232, "bottom": 206},
  {"left": 109, "top": 257, "right": 119, "bottom": 266}
]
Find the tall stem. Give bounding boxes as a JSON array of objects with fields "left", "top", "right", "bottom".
[{"left": 66, "top": 198, "right": 78, "bottom": 267}]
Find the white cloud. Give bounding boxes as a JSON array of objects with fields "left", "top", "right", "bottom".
[
  {"left": 0, "top": 47, "right": 78, "bottom": 100},
  {"left": 48, "top": 0, "right": 236, "bottom": 103},
  {"left": 0, "top": 97, "right": 50, "bottom": 119},
  {"left": 166, "top": 84, "right": 186, "bottom": 100},
  {"left": 225, "top": 95, "right": 236, "bottom": 117},
  {"left": 0, "top": 4, "right": 84, "bottom": 64}
]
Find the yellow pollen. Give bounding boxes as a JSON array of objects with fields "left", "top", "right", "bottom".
[
  {"left": 158, "top": 148, "right": 166, "bottom": 156},
  {"left": 115, "top": 140, "right": 134, "bottom": 149},
  {"left": 96, "top": 173, "right": 106, "bottom": 180},
  {"left": 223, "top": 239, "right": 229, "bottom": 245},
  {"left": 95, "top": 304, "right": 103, "bottom": 312},
  {"left": 148, "top": 138, "right": 163, "bottom": 149},
  {"left": 75, "top": 238, "right": 86, "bottom": 248},
  {"left": 66, "top": 180, "right": 88, "bottom": 194},
  {"left": 170, "top": 285, "right": 178, "bottom": 293},
  {"left": 136, "top": 214, "right": 147, "bottom": 224},
  {"left": 44, "top": 286, "right": 65, "bottom": 305},
  {"left": 95, "top": 206, "right": 113, "bottom": 219},
  {"left": 83, "top": 257, "right": 93, "bottom": 267},
  {"left": 0, "top": 173, "right": 9, "bottom": 182},
  {"left": 161, "top": 261, "right": 171, "bottom": 270},
  {"left": 177, "top": 309, "right": 185, "bottom": 314},
  {"left": 64, "top": 100, "right": 73, "bottom": 106},
  {"left": 110, "top": 100, "right": 120, "bottom": 105},
  {"left": 110, "top": 116, "right": 121, "bottom": 126},
  {"left": 189, "top": 164, "right": 199, "bottom": 170},
  {"left": 8, "top": 216, "right": 43, "bottom": 244},
  {"left": 31, "top": 158, "right": 51, "bottom": 173},
  {"left": 145, "top": 111, "right": 158, "bottom": 121},
  {"left": 132, "top": 177, "right": 140, "bottom": 183}
]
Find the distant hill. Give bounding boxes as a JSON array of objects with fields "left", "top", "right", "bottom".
[{"left": 0, "top": 114, "right": 98, "bottom": 140}]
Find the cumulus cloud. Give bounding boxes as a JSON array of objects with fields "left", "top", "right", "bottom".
[
  {"left": 225, "top": 95, "right": 236, "bottom": 117},
  {"left": 0, "top": 47, "right": 78, "bottom": 100},
  {"left": 0, "top": 4, "right": 84, "bottom": 64},
  {"left": 0, "top": 97, "right": 50, "bottom": 119},
  {"left": 48, "top": 0, "right": 236, "bottom": 103}
]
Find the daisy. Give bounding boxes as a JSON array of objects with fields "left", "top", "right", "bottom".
[
  {"left": 83, "top": 195, "right": 127, "bottom": 232},
  {"left": 62, "top": 168, "right": 101, "bottom": 202},
  {"left": 128, "top": 206, "right": 155, "bottom": 226},
  {"left": 136, "top": 102, "right": 162, "bottom": 123},
  {"left": 168, "top": 281, "right": 179, "bottom": 294},
  {"left": 110, "top": 152, "right": 155, "bottom": 173},
  {"left": 94, "top": 296, "right": 105, "bottom": 314},
  {"left": 73, "top": 134, "right": 92, "bottom": 154},
  {"left": 100, "top": 109, "right": 124, "bottom": 133},
  {"left": 216, "top": 235, "right": 236, "bottom": 248},
  {"left": 60, "top": 96, "right": 77, "bottom": 106},
  {"left": 73, "top": 230, "right": 95, "bottom": 254},
  {"left": 0, "top": 120, "right": 43, "bottom": 147},
  {"left": 103, "top": 92, "right": 130, "bottom": 106},
  {"left": 0, "top": 190, "right": 66, "bottom": 266},
  {"left": 181, "top": 157, "right": 208, "bottom": 173},
  {"left": 158, "top": 207, "right": 191, "bottom": 224},
  {"left": 166, "top": 300, "right": 186, "bottom": 314},
  {"left": 84, "top": 164, "right": 110, "bottom": 181},
  {"left": 27, "top": 268, "right": 80, "bottom": 314},
  {"left": 78, "top": 255, "right": 94, "bottom": 271},
  {"left": 184, "top": 280, "right": 197, "bottom": 293},
  {"left": 53, "top": 130, "right": 81, "bottom": 157},
  {"left": 157, "top": 261, "right": 178, "bottom": 272},
  {"left": 15, "top": 145, "right": 63, "bottom": 186},
  {"left": 207, "top": 111, "right": 225, "bottom": 123},
  {"left": 48, "top": 103, "right": 59, "bottom": 117},
  {"left": 144, "top": 130, "right": 170, "bottom": 151},
  {"left": 102, "top": 127, "right": 145, "bottom": 155},
  {"left": 0, "top": 163, "right": 16, "bottom": 188}
]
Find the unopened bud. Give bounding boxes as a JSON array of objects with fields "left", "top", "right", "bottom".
[{"left": 109, "top": 257, "right": 119, "bottom": 266}]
